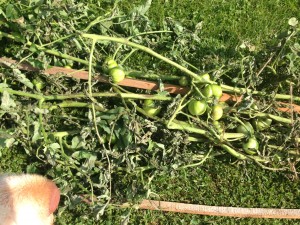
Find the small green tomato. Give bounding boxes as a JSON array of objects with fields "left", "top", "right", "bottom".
[
  {"left": 143, "top": 99, "right": 155, "bottom": 108},
  {"left": 32, "top": 78, "right": 46, "bottom": 91},
  {"left": 109, "top": 66, "right": 125, "bottom": 83},
  {"left": 243, "top": 137, "right": 259, "bottom": 155},
  {"left": 254, "top": 117, "right": 272, "bottom": 131},
  {"left": 211, "top": 104, "right": 223, "bottom": 121},
  {"left": 106, "top": 133, "right": 117, "bottom": 144},
  {"left": 179, "top": 76, "right": 189, "bottom": 86},
  {"left": 143, "top": 106, "right": 161, "bottom": 117},
  {"left": 213, "top": 120, "right": 224, "bottom": 133},
  {"left": 188, "top": 100, "right": 207, "bottom": 116},
  {"left": 202, "top": 85, "right": 213, "bottom": 98},
  {"left": 211, "top": 84, "right": 223, "bottom": 99}
]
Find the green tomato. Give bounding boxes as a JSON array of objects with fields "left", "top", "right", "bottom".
[
  {"left": 143, "top": 99, "right": 155, "bottom": 107},
  {"left": 202, "top": 85, "right": 213, "bottom": 98},
  {"left": 143, "top": 106, "right": 161, "bottom": 117},
  {"left": 106, "top": 133, "right": 116, "bottom": 144},
  {"left": 243, "top": 137, "right": 259, "bottom": 155},
  {"left": 199, "top": 73, "right": 211, "bottom": 82},
  {"left": 254, "top": 117, "right": 272, "bottom": 131},
  {"left": 213, "top": 120, "right": 224, "bottom": 133},
  {"left": 109, "top": 66, "right": 125, "bottom": 83},
  {"left": 99, "top": 134, "right": 107, "bottom": 144},
  {"left": 236, "top": 122, "right": 254, "bottom": 136},
  {"left": 104, "top": 57, "right": 118, "bottom": 71},
  {"left": 188, "top": 100, "right": 207, "bottom": 116},
  {"left": 211, "top": 84, "right": 223, "bottom": 99},
  {"left": 179, "top": 76, "right": 189, "bottom": 86},
  {"left": 64, "top": 65, "right": 72, "bottom": 69},
  {"left": 32, "top": 78, "right": 46, "bottom": 91},
  {"left": 108, "top": 61, "right": 118, "bottom": 69},
  {"left": 211, "top": 104, "right": 223, "bottom": 121}
]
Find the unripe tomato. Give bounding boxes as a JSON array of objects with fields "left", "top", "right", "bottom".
[
  {"left": 213, "top": 120, "right": 224, "bottom": 133},
  {"left": 202, "top": 85, "right": 213, "bottom": 98},
  {"left": 211, "top": 104, "right": 223, "bottom": 120},
  {"left": 32, "top": 78, "right": 46, "bottom": 91},
  {"left": 188, "top": 100, "right": 207, "bottom": 116},
  {"left": 64, "top": 65, "right": 72, "bottom": 69},
  {"left": 179, "top": 76, "right": 189, "bottom": 86},
  {"left": 99, "top": 134, "right": 107, "bottom": 144},
  {"left": 105, "top": 57, "right": 118, "bottom": 67},
  {"left": 143, "top": 106, "right": 161, "bottom": 117},
  {"left": 109, "top": 66, "right": 125, "bottom": 83},
  {"left": 143, "top": 99, "right": 155, "bottom": 107},
  {"left": 199, "top": 73, "right": 211, "bottom": 82},
  {"left": 211, "top": 84, "right": 223, "bottom": 99},
  {"left": 243, "top": 137, "right": 259, "bottom": 155},
  {"left": 236, "top": 122, "right": 254, "bottom": 136},
  {"left": 106, "top": 133, "right": 116, "bottom": 144},
  {"left": 253, "top": 117, "right": 272, "bottom": 131}
]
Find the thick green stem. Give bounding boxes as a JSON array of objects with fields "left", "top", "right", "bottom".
[
  {"left": 81, "top": 33, "right": 213, "bottom": 84},
  {"left": 0, "top": 31, "right": 89, "bottom": 66},
  {"left": 0, "top": 87, "right": 171, "bottom": 101},
  {"left": 238, "top": 110, "right": 292, "bottom": 124},
  {"left": 46, "top": 101, "right": 105, "bottom": 111},
  {"left": 168, "top": 120, "right": 247, "bottom": 160},
  {"left": 221, "top": 84, "right": 300, "bottom": 102}
]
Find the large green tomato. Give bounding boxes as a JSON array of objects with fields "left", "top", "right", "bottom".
[
  {"left": 109, "top": 66, "right": 125, "bottom": 83},
  {"left": 243, "top": 137, "right": 259, "bottom": 155},
  {"left": 188, "top": 100, "right": 207, "bottom": 116}
]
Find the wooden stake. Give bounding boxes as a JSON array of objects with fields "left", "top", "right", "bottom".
[{"left": 139, "top": 200, "right": 300, "bottom": 219}]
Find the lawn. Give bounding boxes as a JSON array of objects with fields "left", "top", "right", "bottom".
[{"left": 0, "top": 0, "right": 300, "bottom": 224}]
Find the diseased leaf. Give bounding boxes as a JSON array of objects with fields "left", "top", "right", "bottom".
[
  {"left": 5, "top": 137, "right": 16, "bottom": 148},
  {"left": 12, "top": 68, "right": 34, "bottom": 89},
  {"left": 32, "top": 121, "right": 42, "bottom": 143},
  {"left": 1, "top": 90, "right": 16, "bottom": 110}
]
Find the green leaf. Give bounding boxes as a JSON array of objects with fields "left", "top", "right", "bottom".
[
  {"left": 71, "top": 136, "right": 85, "bottom": 149},
  {"left": 72, "top": 150, "right": 93, "bottom": 159},
  {"left": 5, "top": 4, "right": 21, "bottom": 20},
  {"left": 132, "top": 0, "right": 152, "bottom": 15},
  {"left": 49, "top": 143, "right": 61, "bottom": 150}
]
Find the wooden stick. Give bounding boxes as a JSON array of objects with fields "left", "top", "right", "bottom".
[
  {"left": 139, "top": 200, "right": 300, "bottom": 219},
  {"left": 1, "top": 57, "right": 299, "bottom": 113}
]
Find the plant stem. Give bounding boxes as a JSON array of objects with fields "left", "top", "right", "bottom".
[
  {"left": 0, "top": 87, "right": 171, "bottom": 101},
  {"left": 221, "top": 84, "right": 300, "bottom": 102},
  {"left": 81, "top": 33, "right": 214, "bottom": 84},
  {"left": 0, "top": 31, "right": 90, "bottom": 66},
  {"left": 45, "top": 101, "right": 105, "bottom": 111}
]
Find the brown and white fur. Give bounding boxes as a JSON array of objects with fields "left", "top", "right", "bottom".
[{"left": 0, "top": 174, "right": 60, "bottom": 225}]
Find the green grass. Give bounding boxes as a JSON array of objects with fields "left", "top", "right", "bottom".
[
  {"left": 0, "top": 0, "right": 300, "bottom": 224},
  {"left": 55, "top": 159, "right": 300, "bottom": 224}
]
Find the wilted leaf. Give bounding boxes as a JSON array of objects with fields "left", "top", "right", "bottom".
[
  {"left": 32, "top": 121, "right": 42, "bottom": 143},
  {"left": 12, "top": 68, "right": 34, "bottom": 89},
  {"left": 1, "top": 91, "right": 16, "bottom": 110},
  {"left": 71, "top": 136, "right": 85, "bottom": 149}
]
